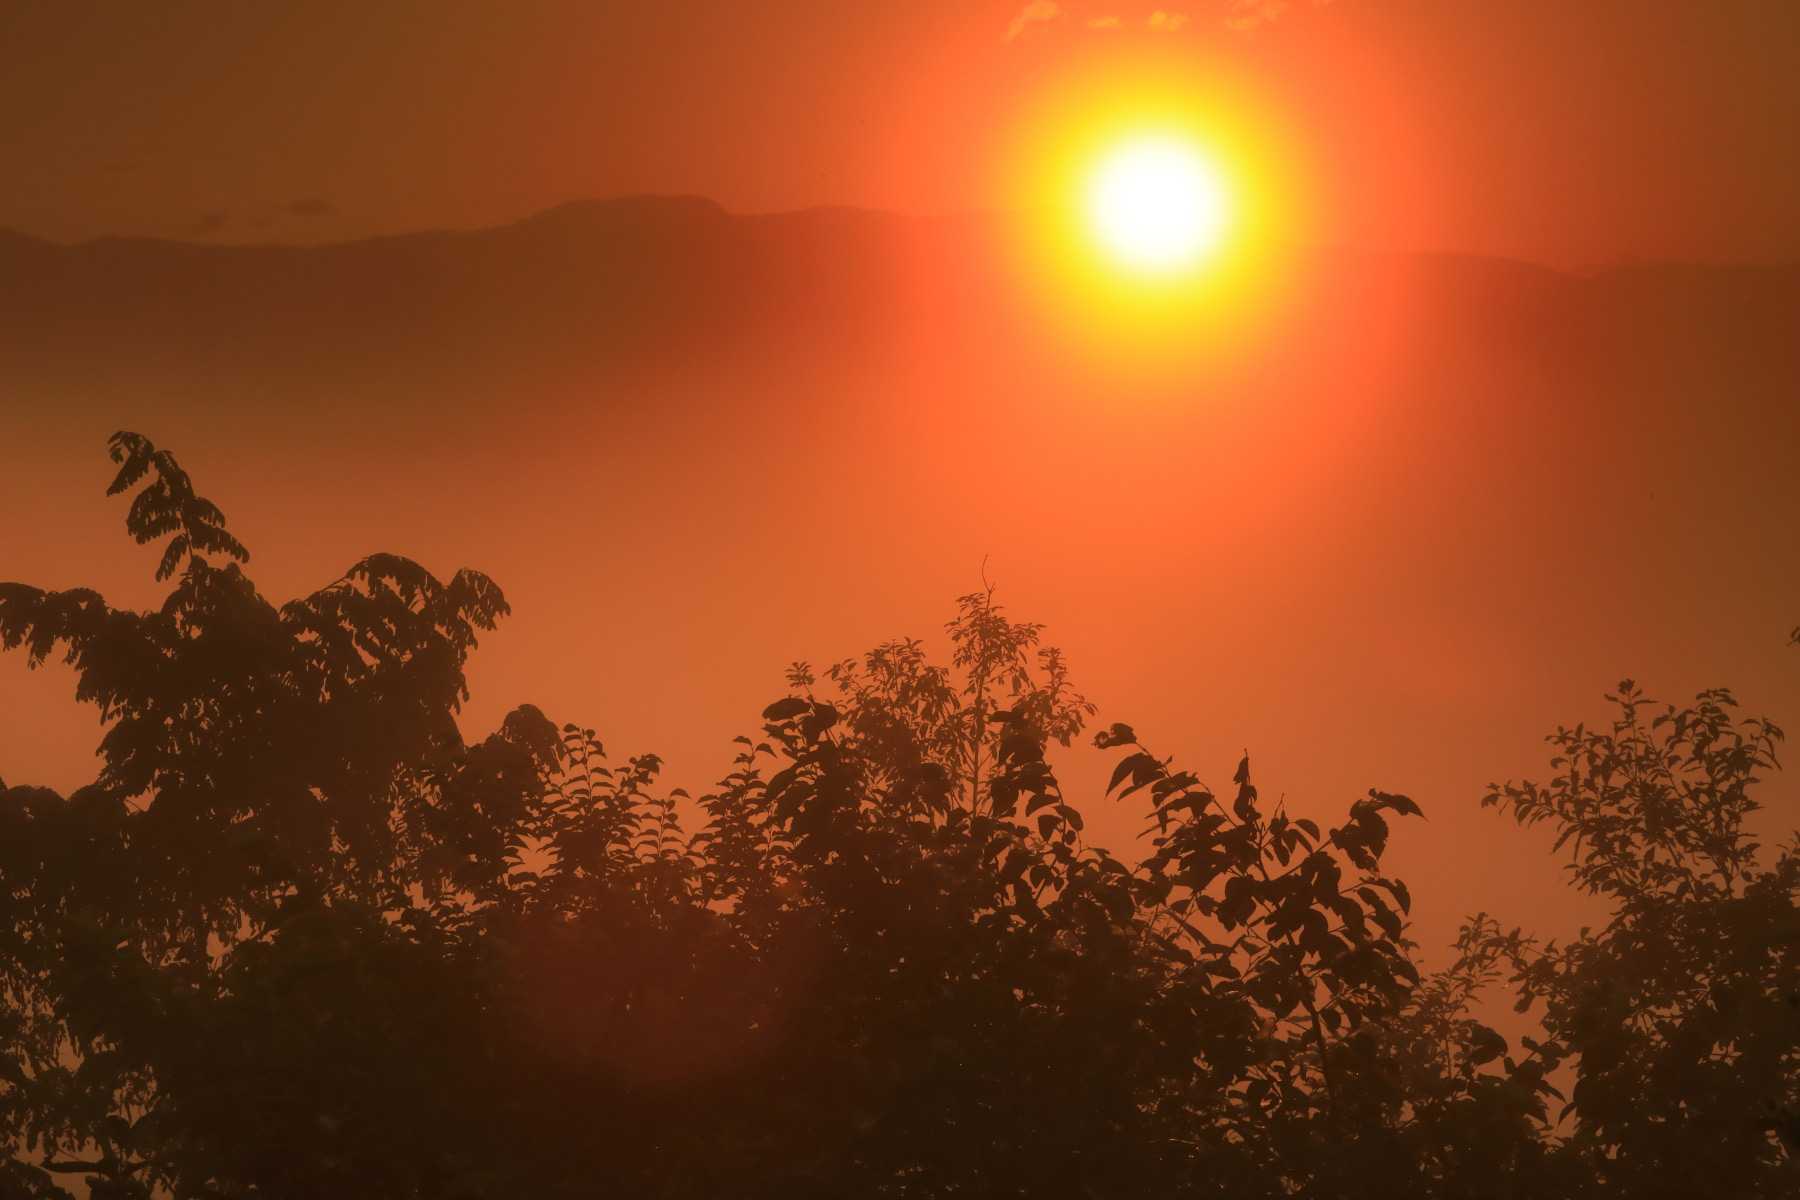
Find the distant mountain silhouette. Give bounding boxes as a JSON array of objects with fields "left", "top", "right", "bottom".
[
  {"left": 0, "top": 196, "right": 985, "bottom": 373},
  {"left": 5, "top": 196, "right": 1793, "bottom": 365},
  {"left": 5, "top": 194, "right": 1794, "bottom": 476}
]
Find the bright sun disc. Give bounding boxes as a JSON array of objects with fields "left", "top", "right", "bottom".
[
  {"left": 1086, "top": 135, "right": 1229, "bottom": 275},
  {"left": 992, "top": 48, "right": 1314, "bottom": 372}
]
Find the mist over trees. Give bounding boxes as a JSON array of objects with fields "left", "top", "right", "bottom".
[{"left": 1, "top": 434, "right": 1795, "bottom": 1198}]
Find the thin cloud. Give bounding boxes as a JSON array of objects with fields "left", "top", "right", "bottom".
[
  {"left": 1223, "top": 0, "right": 1334, "bottom": 35},
  {"left": 1005, "top": 1, "right": 1332, "bottom": 41},
  {"left": 1004, "top": 1, "right": 1062, "bottom": 43}
]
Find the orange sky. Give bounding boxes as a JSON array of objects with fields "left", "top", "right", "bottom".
[
  {"left": 2, "top": 0, "right": 1798, "bottom": 1021},
  {"left": 5, "top": 0, "right": 1799, "bottom": 265}
]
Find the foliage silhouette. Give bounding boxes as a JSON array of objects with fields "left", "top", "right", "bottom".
[
  {"left": 0, "top": 434, "right": 1793, "bottom": 1198},
  {"left": 1476, "top": 682, "right": 1799, "bottom": 1197}
]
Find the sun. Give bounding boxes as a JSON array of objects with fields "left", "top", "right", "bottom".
[
  {"left": 990, "top": 47, "right": 1315, "bottom": 371},
  {"left": 1085, "top": 134, "right": 1230, "bottom": 275}
]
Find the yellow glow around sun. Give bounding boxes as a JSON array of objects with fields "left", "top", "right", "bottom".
[
  {"left": 1086, "top": 134, "right": 1231, "bottom": 274},
  {"left": 992, "top": 49, "right": 1313, "bottom": 373}
]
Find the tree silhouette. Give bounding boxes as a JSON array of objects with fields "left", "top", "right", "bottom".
[
  {"left": 0, "top": 434, "right": 1793, "bottom": 1198},
  {"left": 1477, "top": 682, "right": 1800, "bottom": 1198}
]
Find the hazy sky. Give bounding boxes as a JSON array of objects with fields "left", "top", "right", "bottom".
[{"left": 6, "top": 0, "right": 1798, "bottom": 264}]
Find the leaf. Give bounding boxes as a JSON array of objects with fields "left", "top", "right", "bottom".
[
  {"left": 1467, "top": 1023, "right": 1508, "bottom": 1066},
  {"left": 1233, "top": 782, "right": 1258, "bottom": 823},
  {"left": 1107, "top": 751, "right": 1165, "bottom": 800},
  {"left": 762, "top": 697, "right": 809, "bottom": 721},
  {"left": 1220, "top": 875, "right": 1258, "bottom": 929},
  {"left": 1356, "top": 888, "right": 1403, "bottom": 941},
  {"left": 1370, "top": 790, "right": 1423, "bottom": 819},
  {"left": 1092, "top": 722, "right": 1137, "bottom": 749}
]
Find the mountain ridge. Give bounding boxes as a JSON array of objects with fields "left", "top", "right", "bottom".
[{"left": 3, "top": 195, "right": 1797, "bottom": 283}]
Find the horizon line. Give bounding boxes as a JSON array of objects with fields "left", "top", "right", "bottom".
[{"left": 4, "top": 194, "right": 1798, "bottom": 275}]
